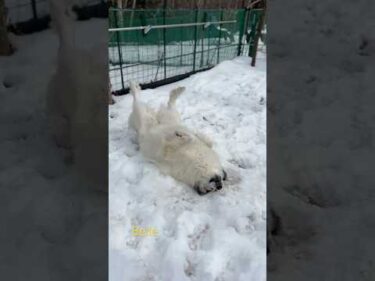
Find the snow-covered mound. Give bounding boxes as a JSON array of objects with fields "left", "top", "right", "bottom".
[{"left": 109, "top": 54, "right": 267, "bottom": 281}]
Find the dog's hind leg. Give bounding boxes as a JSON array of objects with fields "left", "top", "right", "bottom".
[
  {"left": 156, "top": 86, "right": 185, "bottom": 125},
  {"left": 129, "top": 81, "right": 158, "bottom": 138},
  {"left": 130, "top": 81, "right": 142, "bottom": 103},
  {"left": 129, "top": 81, "right": 145, "bottom": 134},
  {"left": 167, "top": 86, "right": 185, "bottom": 110}
]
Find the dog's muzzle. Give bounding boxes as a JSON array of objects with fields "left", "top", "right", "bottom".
[
  {"left": 194, "top": 170, "right": 227, "bottom": 195},
  {"left": 209, "top": 175, "right": 223, "bottom": 190}
]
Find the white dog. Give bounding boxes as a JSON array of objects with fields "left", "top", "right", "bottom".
[
  {"left": 46, "top": 0, "right": 107, "bottom": 191},
  {"left": 128, "top": 82, "right": 227, "bottom": 195}
]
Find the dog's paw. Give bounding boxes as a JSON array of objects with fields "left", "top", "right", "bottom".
[
  {"left": 129, "top": 81, "right": 141, "bottom": 93},
  {"left": 228, "top": 155, "right": 254, "bottom": 169},
  {"left": 171, "top": 86, "right": 186, "bottom": 95}
]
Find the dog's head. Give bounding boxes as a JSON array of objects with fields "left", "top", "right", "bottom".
[
  {"left": 194, "top": 169, "right": 227, "bottom": 195},
  {"left": 163, "top": 127, "right": 227, "bottom": 195}
]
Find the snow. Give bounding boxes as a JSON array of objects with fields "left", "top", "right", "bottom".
[{"left": 109, "top": 53, "right": 267, "bottom": 281}]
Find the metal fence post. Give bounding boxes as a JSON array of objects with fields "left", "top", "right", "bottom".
[
  {"left": 251, "top": 9, "right": 265, "bottom": 67},
  {"left": 248, "top": 10, "right": 260, "bottom": 57},
  {"left": 180, "top": 20, "right": 183, "bottom": 66},
  {"left": 163, "top": 0, "right": 167, "bottom": 79},
  {"left": 114, "top": 13, "right": 125, "bottom": 91},
  {"left": 207, "top": 23, "right": 211, "bottom": 65},
  {"left": 31, "top": 0, "right": 37, "bottom": 20},
  {"left": 192, "top": 9, "right": 198, "bottom": 72},
  {"left": 200, "top": 12, "right": 205, "bottom": 67},
  {"left": 217, "top": 10, "right": 223, "bottom": 64}
]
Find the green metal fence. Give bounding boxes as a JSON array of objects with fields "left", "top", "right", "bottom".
[{"left": 108, "top": 8, "right": 264, "bottom": 94}]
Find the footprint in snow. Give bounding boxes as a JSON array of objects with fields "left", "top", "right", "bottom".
[
  {"left": 259, "top": 97, "right": 265, "bottom": 105},
  {"left": 184, "top": 257, "right": 197, "bottom": 277},
  {"left": 228, "top": 156, "right": 254, "bottom": 169},
  {"left": 188, "top": 224, "right": 210, "bottom": 251}
]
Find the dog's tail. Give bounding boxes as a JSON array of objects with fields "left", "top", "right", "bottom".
[
  {"left": 129, "top": 81, "right": 141, "bottom": 100},
  {"left": 168, "top": 86, "right": 185, "bottom": 109}
]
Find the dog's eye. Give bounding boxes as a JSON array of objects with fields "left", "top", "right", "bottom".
[{"left": 175, "top": 132, "right": 183, "bottom": 137}]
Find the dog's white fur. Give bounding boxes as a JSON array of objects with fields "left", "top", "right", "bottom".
[
  {"left": 128, "top": 82, "right": 226, "bottom": 195},
  {"left": 46, "top": 0, "right": 107, "bottom": 191}
]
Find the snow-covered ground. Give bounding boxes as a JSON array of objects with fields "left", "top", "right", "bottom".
[{"left": 109, "top": 53, "right": 267, "bottom": 281}]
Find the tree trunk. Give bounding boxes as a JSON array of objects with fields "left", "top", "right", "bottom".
[
  {"left": 129, "top": 0, "right": 136, "bottom": 27},
  {"left": 0, "top": 0, "right": 13, "bottom": 55},
  {"left": 251, "top": 7, "right": 265, "bottom": 67},
  {"left": 117, "top": 0, "right": 123, "bottom": 42}
]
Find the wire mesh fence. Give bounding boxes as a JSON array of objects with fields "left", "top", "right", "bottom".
[{"left": 108, "top": 8, "right": 265, "bottom": 94}]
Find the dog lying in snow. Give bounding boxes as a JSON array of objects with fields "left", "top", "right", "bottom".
[{"left": 128, "top": 82, "right": 227, "bottom": 195}]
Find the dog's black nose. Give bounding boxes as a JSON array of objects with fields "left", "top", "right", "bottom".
[
  {"left": 216, "top": 182, "right": 222, "bottom": 190},
  {"left": 216, "top": 176, "right": 223, "bottom": 190},
  {"left": 209, "top": 175, "right": 223, "bottom": 190}
]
